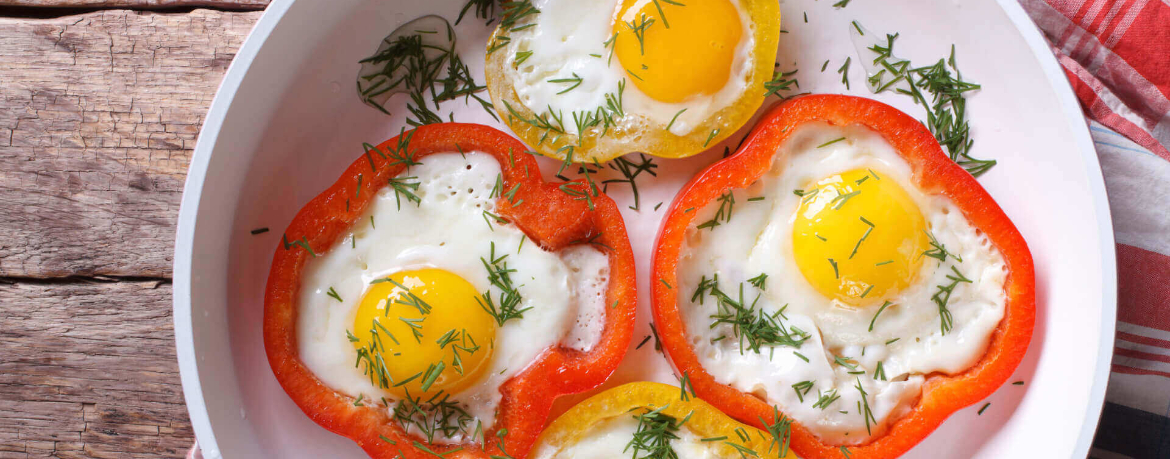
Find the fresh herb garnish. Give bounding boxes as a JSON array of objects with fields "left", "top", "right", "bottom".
[
  {"left": 282, "top": 234, "right": 316, "bottom": 257},
  {"left": 625, "top": 13, "right": 657, "bottom": 56},
  {"left": 759, "top": 407, "right": 793, "bottom": 457},
  {"left": 679, "top": 372, "right": 696, "bottom": 401},
  {"left": 855, "top": 377, "right": 877, "bottom": 435},
  {"left": 850, "top": 216, "right": 875, "bottom": 259},
  {"left": 765, "top": 66, "right": 800, "bottom": 98},
  {"left": 476, "top": 242, "right": 532, "bottom": 326},
  {"left": 792, "top": 381, "right": 815, "bottom": 403},
  {"left": 933, "top": 266, "right": 972, "bottom": 334},
  {"left": 549, "top": 72, "right": 583, "bottom": 94},
  {"left": 704, "top": 128, "right": 720, "bottom": 148},
  {"left": 817, "top": 137, "right": 846, "bottom": 148},
  {"left": 868, "top": 301, "right": 894, "bottom": 331},
  {"left": 392, "top": 392, "right": 473, "bottom": 445},
  {"left": 357, "top": 26, "right": 494, "bottom": 124},
  {"left": 388, "top": 176, "right": 422, "bottom": 210},
  {"left": 865, "top": 32, "right": 994, "bottom": 176},
  {"left": 696, "top": 191, "right": 735, "bottom": 230},
  {"left": 604, "top": 153, "right": 659, "bottom": 211},
  {"left": 695, "top": 278, "right": 811, "bottom": 353},
  {"left": 812, "top": 389, "right": 840, "bottom": 410},
  {"left": 747, "top": 273, "right": 768, "bottom": 290},
  {"left": 625, "top": 406, "right": 686, "bottom": 459},
  {"left": 923, "top": 230, "right": 963, "bottom": 263},
  {"left": 487, "top": 0, "right": 541, "bottom": 54},
  {"left": 837, "top": 57, "right": 852, "bottom": 90}
]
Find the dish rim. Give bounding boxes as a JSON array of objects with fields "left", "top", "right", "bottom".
[{"left": 172, "top": 0, "right": 1119, "bottom": 456}]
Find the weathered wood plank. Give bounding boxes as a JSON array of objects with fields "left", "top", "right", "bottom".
[
  {"left": 0, "top": 279, "right": 191, "bottom": 459},
  {"left": 0, "top": 9, "right": 261, "bottom": 278},
  {"left": 0, "top": 0, "right": 268, "bottom": 8}
]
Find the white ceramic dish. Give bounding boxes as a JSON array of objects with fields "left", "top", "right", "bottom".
[{"left": 174, "top": 0, "right": 1117, "bottom": 457}]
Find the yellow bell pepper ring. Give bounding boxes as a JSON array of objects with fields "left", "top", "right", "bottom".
[{"left": 531, "top": 381, "right": 800, "bottom": 459}]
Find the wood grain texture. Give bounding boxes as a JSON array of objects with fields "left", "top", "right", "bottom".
[
  {"left": 0, "top": 279, "right": 189, "bottom": 459},
  {"left": 0, "top": 0, "right": 267, "bottom": 8},
  {"left": 0, "top": 7, "right": 264, "bottom": 458},
  {"left": 0, "top": 8, "right": 261, "bottom": 278}
]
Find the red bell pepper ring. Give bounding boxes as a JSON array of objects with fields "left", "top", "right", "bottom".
[
  {"left": 264, "top": 123, "right": 637, "bottom": 459},
  {"left": 650, "top": 95, "right": 1035, "bottom": 459}
]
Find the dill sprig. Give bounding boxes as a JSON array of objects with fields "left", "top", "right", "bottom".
[
  {"left": 868, "top": 300, "right": 894, "bottom": 332},
  {"left": 865, "top": 33, "right": 995, "bottom": 177},
  {"left": 365, "top": 128, "right": 422, "bottom": 172},
  {"left": 696, "top": 278, "right": 811, "bottom": 353},
  {"left": 792, "top": 380, "right": 814, "bottom": 403},
  {"left": 833, "top": 354, "right": 859, "bottom": 371},
  {"left": 456, "top": 0, "right": 495, "bottom": 25},
  {"left": 932, "top": 266, "right": 972, "bottom": 334},
  {"left": 352, "top": 322, "right": 396, "bottom": 390},
  {"left": 625, "top": 406, "right": 689, "bottom": 459},
  {"left": 487, "top": 0, "right": 541, "bottom": 54},
  {"left": 849, "top": 216, "right": 875, "bottom": 259},
  {"left": 391, "top": 389, "right": 474, "bottom": 444},
  {"left": 603, "top": 153, "right": 659, "bottom": 211},
  {"left": 650, "top": 0, "right": 685, "bottom": 28},
  {"left": 625, "top": 13, "right": 657, "bottom": 56},
  {"left": 503, "top": 80, "right": 626, "bottom": 150},
  {"left": 758, "top": 406, "right": 793, "bottom": 457},
  {"left": 747, "top": 273, "right": 768, "bottom": 290},
  {"left": 855, "top": 377, "right": 877, "bottom": 435},
  {"left": 923, "top": 230, "right": 963, "bottom": 263},
  {"left": 678, "top": 373, "right": 696, "bottom": 401},
  {"left": 559, "top": 181, "right": 599, "bottom": 211},
  {"left": 837, "top": 57, "right": 852, "bottom": 90},
  {"left": 388, "top": 176, "right": 422, "bottom": 210},
  {"left": 358, "top": 23, "right": 494, "bottom": 124},
  {"left": 696, "top": 191, "right": 735, "bottom": 231},
  {"left": 282, "top": 234, "right": 316, "bottom": 257},
  {"left": 549, "top": 72, "right": 583, "bottom": 94},
  {"left": 476, "top": 242, "right": 532, "bottom": 326},
  {"left": 812, "top": 389, "right": 840, "bottom": 410},
  {"left": 764, "top": 65, "right": 800, "bottom": 98}
]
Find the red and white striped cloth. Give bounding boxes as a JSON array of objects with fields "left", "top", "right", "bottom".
[{"left": 1020, "top": 0, "right": 1170, "bottom": 457}]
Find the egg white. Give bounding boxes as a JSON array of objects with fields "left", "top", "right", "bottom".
[
  {"left": 296, "top": 152, "right": 609, "bottom": 443},
  {"left": 677, "top": 122, "right": 1008, "bottom": 444},
  {"left": 532, "top": 415, "right": 720, "bottom": 459},
  {"left": 500, "top": 0, "right": 756, "bottom": 137}
]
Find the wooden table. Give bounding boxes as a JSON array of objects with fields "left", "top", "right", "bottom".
[{"left": 0, "top": 2, "right": 268, "bottom": 457}]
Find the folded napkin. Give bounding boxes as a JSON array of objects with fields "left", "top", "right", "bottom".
[{"left": 1020, "top": 1, "right": 1170, "bottom": 457}]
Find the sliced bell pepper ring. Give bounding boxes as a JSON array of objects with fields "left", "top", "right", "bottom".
[
  {"left": 650, "top": 95, "right": 1035, "bottom": 459},
  {"left": 263, "top": 123, "right": 637, "bottom": 459},
  {"left": 534, "top": 381, "right": 797, "bottom": 458}
]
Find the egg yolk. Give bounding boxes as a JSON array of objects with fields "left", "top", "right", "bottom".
[
  {"left": 792, "top": 169, "right": 929, "bottom": 307},
  {"left": 614, "top": 0, "right": 742, "bottom": 103},
  {"left": 351, "top": 269, "right": 495, "bottom": 398}
]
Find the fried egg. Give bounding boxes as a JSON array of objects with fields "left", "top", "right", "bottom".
[
  {"left": 676, "top": 122, "right": 1008, "bottom": 444},
  {"left": 484, "top": 0, "right": 780, "bottom": 162},
  {"left": 296, "top": 152, "right": 610, "bottom": 443}
]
